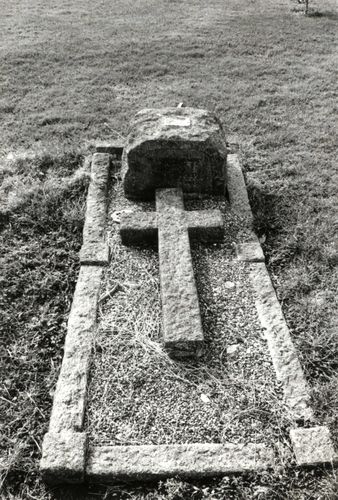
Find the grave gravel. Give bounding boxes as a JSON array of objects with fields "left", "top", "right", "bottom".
[{"left": 86, "top": 180, "right": 288, "bottom": 448}]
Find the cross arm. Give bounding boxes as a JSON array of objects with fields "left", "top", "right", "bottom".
[
  {"left": 120, "top": 212, "right": 157, "bottom": 245},
  {"left": 186, "top": 210, "right": 224, "bottom": 242},
  {"left": 120, "top": 209, "right": 223, "bottom": 246}
]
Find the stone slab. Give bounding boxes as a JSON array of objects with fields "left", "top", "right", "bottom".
[
  {"left": 250, "top": 263, "right": 313, "bottom": 421},
  {"left": 290, "top": 426, "right": 337, "bottom": 466},
  {"left": 40, "top": 431, "right": 87, "bottom": 485},
  {"left": 156, "top": 188, "right": 204, "bottom": 358},
  {"left": 96, "top": 141, "right": 124, "bottom": 158},
  {"left": 48, "top": 266, "right": 103, "bottom": 433},
  {"left": 80, "top": 153, "right": 110, "bottom": 266},
  {"left": 122, "top": 107, "right": 227, "bottom": 200},
  {"left": 120, "top": 209, "right": 224, "bottom": 246},
  {"left": 235, "top": 239, "right": 265, "bottom": 262},
  {"left": 226, "top": 153, "right": 253, "bottom": 223},
  {"left": 86, "top": 442, "right": 274, "bottom": 482}
]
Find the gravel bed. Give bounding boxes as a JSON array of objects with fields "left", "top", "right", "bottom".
[{"left": 86, "top": 179, "right": 288, "bottom": 447}]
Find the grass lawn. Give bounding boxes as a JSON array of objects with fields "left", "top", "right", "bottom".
[{"left": 1, "top": 0, "right": 337, "bottom": 498}]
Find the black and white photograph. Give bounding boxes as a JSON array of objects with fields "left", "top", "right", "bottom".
[{"left": 1, "top": 0, "right": 337, "bottom": 498}]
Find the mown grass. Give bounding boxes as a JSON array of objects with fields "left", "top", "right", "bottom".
[
  {"left": 0, "top": 152, "right": 88, "bottom": 497},
  {"left": 1, "top": 0, "right": 337, "bottom": 497}
]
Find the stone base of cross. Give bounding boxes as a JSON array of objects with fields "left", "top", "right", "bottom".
[{"left": 120, "top": 187, "right": 224, "bottom": 358}]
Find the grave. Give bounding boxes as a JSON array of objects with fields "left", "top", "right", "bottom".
[{"left": 40, "top": 108, "right": 337, "bottom": 485}]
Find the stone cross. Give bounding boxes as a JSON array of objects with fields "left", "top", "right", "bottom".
[
  {"left": 119, "top": 107, "right": 227, "bottom": 359},
  {"left": 120, "top": 187, "right": 223, "bottom": 358}
]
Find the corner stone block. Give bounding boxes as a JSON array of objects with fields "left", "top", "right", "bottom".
[
  {"left": 96, "top": 141, "right": 124, "bottom": 159},
  {"left": 80, "top": 153, "right": 110, "bottom": 266},
  {"left": 90, "top": 152, "right": 111, "bottom": 189},
  {"left": 290, "top": 426, "right": 337, "bottom": 467},
  {"left": 226, "top": 153, "right": 253, "bottom": 223},
  {"left": 40, "top": 431, "right": 87, "bottom": 485},
  {"left": 122, "top": 107, "right": 227, "bottom": 200}
]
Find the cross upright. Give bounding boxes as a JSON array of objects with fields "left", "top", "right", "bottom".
[
  {"left": 119, "top": 107, "right": 228, "bottom": 359},
  {"left": 120, "top": 187, "right": 224, "bottom": 358}
]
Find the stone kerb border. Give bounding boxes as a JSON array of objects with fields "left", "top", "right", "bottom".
[
  {"left": 227, "top": 152, "right": 313, "bottom": 421},
  {"left": 41, "top": 147, "right": 337, "bottom": 486},
  {"left": 86, "top": 442, "right": 275, "bottom": 482},
  {"left": 227, "top": 150, "right": 336, "bottom": 467},
  {"left": 250, "top": 263, "right": 313, "bottom": 421},
  {"left": 79, "top": 153, "right": 111, "bottom": 265},
  {"left": 41, "top": 153, "right": 111, "bottom": 483}
]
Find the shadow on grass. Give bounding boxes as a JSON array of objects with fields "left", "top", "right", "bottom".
[
  {"left": 45, "top": 467, "right": 338, "bottom": 500},
  {"left": 290, "top": 7, "right": 338, "bottom": 20},
  {"left": 307, "top": 10, "right": 338, "bottom": 20},
  {"left": 0, "top": 150, "right": 87, "bottom": 228},
  {"left": 246, "top": 179, "right": 283, "bottom": 243},
  {"left": 0, "top": 154, "right": 88, "bottom": 498}
]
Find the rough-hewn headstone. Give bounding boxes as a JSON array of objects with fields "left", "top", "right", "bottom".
[{"left": 122, "top": 107, "right": 227, "bottom": 200}]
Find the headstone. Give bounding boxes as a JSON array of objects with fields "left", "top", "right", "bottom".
[
  {"left": 120, "top": 107, "right": 227, "bottom": 358},
  {"left": 122, "top": 107, "right": 227, "bottom": 200}
]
